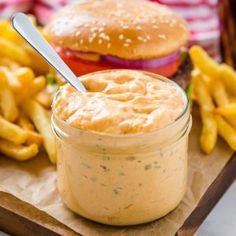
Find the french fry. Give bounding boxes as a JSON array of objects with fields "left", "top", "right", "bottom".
[
  {"left": 0, "top": 66, "right": 21, "bottom": 92},
  {"left": 220, "top": 63, "right": 236, "bottom": 95},
  {"left": 17, "top": 112, "right": 43, "bottom": 146},
  {"left": 35, "top": 90, "right": 52, "bottom": 109},
  {"left": 17, "top": 112, "right": 34, "bottom": 131},
  {"left": 14, "top": 67, "right": 34, "bottom": 86},
  {"left": 25, "top": 130, "right": 43, "bottom": 147},
  {"left": 215, "top": 103, "right": 236, "bottom": 116},
  {"left": 0, "top": 37, "right": 30, "bottom": 65},
  {"left": 192, "top": 71, "right": 218, "bottom": 153},
  {"left": 22, "top": 99, "right": 56, "bottom": 163},
  {"left": 191, "top": 70, "right": 214, "bottom": 111},
  {"left": 0, "top": 139, "right": 38, "bottom": 161},
  {"left": 200, "top": 110, "right": 218, "bottom": 154},
  {"left": 189, "top": 45, "right": 220, "bottom": 79},
  {"left": 0, "top": 116, "right": 27, "bottom": 144},
  {"left": 0, "top": 57, "right": 19, "bottom": 70},
  {"left": 1, "top": 21, "right": 25, "bottom": 45},
  {"left": 31, "top": 76, "right": 46, "bottom": 94},
  {"left": 15, "top": 75, "right": 46, "bottom": 104},
  {"left": 217, "top": 116, "right": 236, "bottom": 150},
  {"left": 0, "top": 68, "right": 18, "bottom": 121}
]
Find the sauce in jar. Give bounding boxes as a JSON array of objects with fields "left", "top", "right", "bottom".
[{"left": 52, "top": 70, "right": 191, "bottom": 225}]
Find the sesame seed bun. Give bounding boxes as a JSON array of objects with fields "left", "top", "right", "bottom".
[{"left": 46, "top": 0, "right": 189, "bottom": 60}]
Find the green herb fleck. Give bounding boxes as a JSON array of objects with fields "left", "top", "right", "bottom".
[
  {"left": 144, "top": 164, "right": 152, "bottom": 170},
  {"left": 46, "top": 73, "right": 57, "bottom": 85}
]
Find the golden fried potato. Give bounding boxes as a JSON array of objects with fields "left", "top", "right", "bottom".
[
  {"left": 0, "top": 37, "right": 30, "bottom": 65},
  {"left": 189, "top": 45, "right": 220, "bottom": 79},
  {"left": 0, "top": 116, "right": 27, "bottom": 144},
  {"left": 22, "top": 99, "right": 56, "bottom": 163},
  {"left": 217, "top": 116, "right": 236, "bottom": 150},
  {"left": 0, "top": 139, "right": 38, "bottom": 161},
  {"left": 0, "top": 68, "right": 18, "bottom": 121},
  {"left": 200, "top": 110, "right": 218, "bottom": 154}
]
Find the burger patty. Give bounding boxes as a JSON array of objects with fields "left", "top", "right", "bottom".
[{"left": 171, "top": 53, "right": 193, "bottom": 89}]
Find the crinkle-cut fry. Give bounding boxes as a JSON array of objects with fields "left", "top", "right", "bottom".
[
  {"left": 215, "top": 103, "right": 236, "bottom": 116},
  {"left": 0, "top": 37, "right": 30, "bottom": 65},
  {"left": 22, "top": 99, "right": 56, "bottom": 163},
  {"left": 189, "top": 45, "right": 220, "bottom": 79},
  {"left": 220, "top": 63, "right": 236, "bottom": 95},
  {"left": 200, "top": 110, "right": 218, "bottom": 154},
  {"left": 0, "top": 68, "right": 18, "bottom": 121},
  {"left": 0, "top": 139, "right": 38, "bottom": 161},
  {"left": 217, "top": 116, "right": 236, "bottom": 150},
  {"left": 17, "top": 111, "right": 34, "bottom": 131},
  {"left": 0, "top": 66, "right": 21, "bottom": 92},
  {"left": 0, "top": 116, "right": 27, "bottom": 144},
  {"left": 25, "top": 130, "right": 43, "bottom": 147}
]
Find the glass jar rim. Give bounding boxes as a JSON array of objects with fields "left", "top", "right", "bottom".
[{"left": 52, "top": 69, "right": 190, "bottom": 139}]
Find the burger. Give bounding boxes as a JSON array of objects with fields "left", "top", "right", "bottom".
[{"left": 45, "top": 0, "right": 191, "bottom": 87}]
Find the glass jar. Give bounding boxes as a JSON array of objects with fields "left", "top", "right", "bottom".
[{"left": 51, "top": 70, "right": 192, "bottom": 226}]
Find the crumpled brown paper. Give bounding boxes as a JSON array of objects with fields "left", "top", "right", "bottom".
[{"left": 0, "top": 112, "right": 233, "bottom": 236}]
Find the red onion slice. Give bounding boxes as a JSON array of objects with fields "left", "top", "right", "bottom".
[
  {"left": 62, "top": 47, "right": 179, "bottom": 69},
  {"left": 101, "top": 52, "right": 179, "bottom": 69}
]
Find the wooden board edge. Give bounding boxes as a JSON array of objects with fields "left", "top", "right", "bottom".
[
  {"left": 176, "top": 153, "right": 236, "bottom": 236},
  {"left": 0, "top": 191, "right": 80, "bottom": 236}
]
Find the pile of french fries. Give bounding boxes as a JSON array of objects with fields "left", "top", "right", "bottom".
[
  {"left": 0, "top": 18, "right": 57, "bottom": 163},
  {"left": 190, "top": 45, "right": 236, "bottom": 154}
]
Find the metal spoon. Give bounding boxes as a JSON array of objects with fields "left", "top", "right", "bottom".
[{"left": 12, "top": 12, "right": 87, "bottom": 93}]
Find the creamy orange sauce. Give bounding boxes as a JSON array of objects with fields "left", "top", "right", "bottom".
[
  {"left": 54, "top": 70, "right": 184, "bottom": 134},
  {"left": 53, "top": 70, "right": 191, "bottom": 225}
]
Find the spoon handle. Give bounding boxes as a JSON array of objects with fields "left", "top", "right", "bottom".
[{"left": 12, "top": 12, "right": 87, "bottom": 92}]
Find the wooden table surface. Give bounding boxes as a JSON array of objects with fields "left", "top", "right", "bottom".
[{"left": 0, "top": 154, "right": 235, "bottom": 236}]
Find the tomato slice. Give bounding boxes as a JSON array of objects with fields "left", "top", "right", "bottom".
[{"left": 58, "top": 49, "right": 179, "bottom": 77}]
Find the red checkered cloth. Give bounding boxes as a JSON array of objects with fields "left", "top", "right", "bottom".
[{"left": 150, "top": 0, "right": 221, "bottom": 60}]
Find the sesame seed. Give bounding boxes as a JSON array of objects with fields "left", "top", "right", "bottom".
[
  {"left": 104, "top": 35, "right": 110, "bottom": 41},
  {"left": 136, "top": 25, "right": 142, "bottom": 30},
  {"left": 75, "top": 31, "right": 81, "bottom": 36},
  {"left": 119, "top": 34, "right": 124, "bottom": 40},
  {"left": 92, "top": 32, "right": 97, "bottom": 38},
  {"left": 126, "top": 38, "right": 132, "bottom": 43},
  {"left": 98, "top": 39, "right": 103, "bottom": 44},
  {"left": 122, "top": 25, "right": 129, "bottom": 29},
  {"left": 107, "top": 43, "right": 111, "bottom": 48},
  {"left": 153, "top": 25, "right": 158, "bottom": 29},
  {"left": 137, "top": 36, "right": 143, "bottom": 41},
  {"left": 151, "top": 19, "right": 156, "bottom": 24},
  {"left": 158, "top": 34, "right": 166, "bottom": 39},
  {"left": 80, "top": 39, "right": 84, "bottom": 44},
  {"left": 123, "top": 43, "right": 130, "bottom": 47},
  {"left": 99, "top": 32, "right": 106, "bottom": 38},
  {"left": 146, "top": 35, "right": 151, "bottom": 40}
]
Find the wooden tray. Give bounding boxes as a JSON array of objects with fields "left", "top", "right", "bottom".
[{"left": 0, "top": 153, "right": 236, "bottom": 236}]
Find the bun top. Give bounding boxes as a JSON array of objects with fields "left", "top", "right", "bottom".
[{"left": 46, "top": 0, "right": 189, "bottom": 59}]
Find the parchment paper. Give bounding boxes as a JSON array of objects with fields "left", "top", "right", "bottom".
[{"left": 0, "top": 111, "right": 233, "bottom": 236}]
